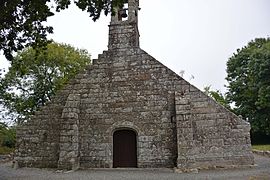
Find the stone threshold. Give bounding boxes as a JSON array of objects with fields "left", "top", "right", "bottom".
[
  {"left": 54, "top": 168, "right": 174, "bottom": 174},
  {"left": 80, "top": 168, "right": 174, "bottom": 172}
]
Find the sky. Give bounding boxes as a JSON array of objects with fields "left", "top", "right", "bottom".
[{"left": 1, "top": 0, "right": 270, "bottom": 93}]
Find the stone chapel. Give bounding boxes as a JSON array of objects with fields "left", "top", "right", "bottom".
[{"left": 15, "top": 0, "right": 254, "bottom": 171}]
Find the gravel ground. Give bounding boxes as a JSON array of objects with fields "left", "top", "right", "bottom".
[{"left": 0, "top": 154, "right": 269, "bottom": 180}]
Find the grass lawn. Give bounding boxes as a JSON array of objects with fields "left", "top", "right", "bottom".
[
  {"left": 252, "top": 144, "right": 270, "bottom": 151},
  {"left": 0, "top": 146, "right": 15, "bottom": 155}
]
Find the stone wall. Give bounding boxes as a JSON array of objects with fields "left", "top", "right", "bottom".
[
  {"left": 15, "top": 46, "right": 254, "bottom": 170},
  {"left": 15, "top": 89, "right": 69, "bottom": 168},
  {"left": 76, "top": 48, "right": 178, "bottom": 168},
  {"left": 15, "top": 45, "right": 254, "bottom": 170},
  {"left": 175, "top": 83, "right": 254, "bottom": 170}
]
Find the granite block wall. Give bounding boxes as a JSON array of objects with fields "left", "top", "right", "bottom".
[{"left": 15, "top": 47, "right": 254, "bottom": 170}]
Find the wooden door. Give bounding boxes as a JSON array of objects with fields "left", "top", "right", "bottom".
[{"left": 113, "top": 130, "right": 137, "bottom": 168}]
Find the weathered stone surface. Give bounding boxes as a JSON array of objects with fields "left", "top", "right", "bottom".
[{"left": 15, "top": 0, "right": 254, "bottom": 170}]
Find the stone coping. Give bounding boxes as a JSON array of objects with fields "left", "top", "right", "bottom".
[
  {"left": 252, "top": 150, "right": 270, "bottom": 158},
  {"left": 0, "top": 154, "right": 13, "bottom": 163}
]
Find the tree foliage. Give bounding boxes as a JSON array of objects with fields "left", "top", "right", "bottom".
[
  {"left": 226, "top": 38, "right": 270, "bottom": 135},
  {"left": 0, "top": 42, "right": 91, "bottom": 124},
  {"left": 0, "top": 0, "right": 125, "bottom": 61},
  {"left": 204, "top": 85, "right": 231, "bottom": 110}
]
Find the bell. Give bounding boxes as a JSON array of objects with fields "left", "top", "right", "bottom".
[{"left": 119, "top": 8, "right": 128, "bottom": 18}]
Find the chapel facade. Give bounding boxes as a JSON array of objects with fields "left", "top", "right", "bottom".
[{"left": 15, "top": 0, "right": 254, "bottom": 171}]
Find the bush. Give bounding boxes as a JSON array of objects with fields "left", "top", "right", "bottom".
[
  {"left": 0, "top": 123, "right": 16, "bottom": 148},
  {"left": 0, "top": 146, "right": 14, "bottom": 154}
]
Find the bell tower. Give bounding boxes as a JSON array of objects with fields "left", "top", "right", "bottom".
[{"left": 108, "top": 0, "right": 140, "bottom": 50}]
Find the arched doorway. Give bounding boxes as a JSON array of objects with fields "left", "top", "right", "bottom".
[{"left": 113, "top": 129, "right": 137, "bottom": 168}]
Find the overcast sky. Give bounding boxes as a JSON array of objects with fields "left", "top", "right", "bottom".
[{"left": 1, "top": 0, "right": 270, "bottom": 92}]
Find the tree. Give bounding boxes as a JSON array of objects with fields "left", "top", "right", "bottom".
[
  {"left": 203, "top": 85, "right": 231, "bottom": 110},
  {"left": 226, "top": 38, "right": 270, "bottom": 135},
  {"left": 0, "top": 42, "right": 91, "bottom": 124},
  {"left": 0, "top": 0, "right": 126, "bottom": 61}
]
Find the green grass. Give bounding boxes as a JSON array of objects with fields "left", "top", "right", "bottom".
[
  {"left": 0, "top": 146, "right": 15, "bottom": 155},
  {"left": 252, "top": 144, "right": 270, "bottom": 151}
]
